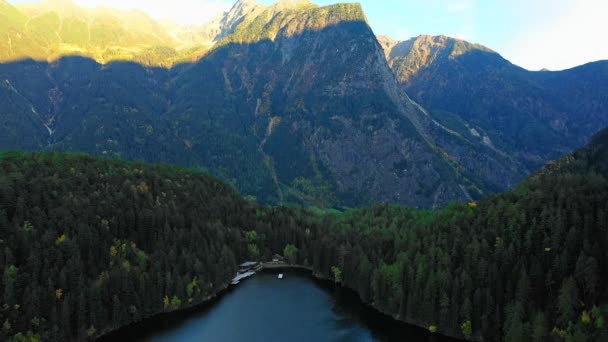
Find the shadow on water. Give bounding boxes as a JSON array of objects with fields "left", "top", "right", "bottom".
[{"left": 99, "top": 269, "right": 462, "bottom": 342}]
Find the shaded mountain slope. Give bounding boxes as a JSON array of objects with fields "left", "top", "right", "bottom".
[
  {"left": 0, "top": 1, "right": 500, "bottom": 208},
  {"left": 382, "top": 35, "right": 608, "bottom": 174},
  {"left": 1, "top": 1, "right": 606, "bottom": 208},
  {"left": 168, "top": 2, "right": 488, "bottom": 207}
]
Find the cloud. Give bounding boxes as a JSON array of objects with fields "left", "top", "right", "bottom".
[{"left": 72, "top": 0, "right": 232, "bottom": 24}]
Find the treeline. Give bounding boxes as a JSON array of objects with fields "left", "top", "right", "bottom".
[{"left": 1, "top": 128, "right": 608, "bottom": 341}]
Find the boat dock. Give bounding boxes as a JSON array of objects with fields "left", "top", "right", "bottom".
[
  {"left": 232, "top": 261, "right": 263, "bottom": 285},
  {"left": 231, "top": 259, "right": 312, "bottom": 285},
  {"left": 231, "top": 271, "right": 256, "bottom": 285}
]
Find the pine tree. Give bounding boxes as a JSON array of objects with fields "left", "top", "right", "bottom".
[{"left": 558, "top": 277, "right": 578, "bottom": 323}]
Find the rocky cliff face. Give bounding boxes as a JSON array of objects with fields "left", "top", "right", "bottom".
[
  {"left": 0, "top": 0, "right": 486, "bottom": 208},
  {"left": 171, "top": 2, "right": 480, "bottom": 207},
  {"left": 381, "top": 35, "right": 494, "bottom": 83}
]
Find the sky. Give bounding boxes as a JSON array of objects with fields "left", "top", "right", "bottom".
[{"left": 11, "top": 0, "right": 608, "bottom": 71}]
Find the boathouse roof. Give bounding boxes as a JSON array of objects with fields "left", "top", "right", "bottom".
[{"left": 240, "top": 261, "right": 258, "bottom": 267}]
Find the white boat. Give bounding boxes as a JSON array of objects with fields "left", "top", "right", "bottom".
[{"left": 278, "top": 273, "right": 284, "bottom": 279}]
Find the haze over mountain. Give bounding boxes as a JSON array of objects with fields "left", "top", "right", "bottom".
[
  {"left": 0, "top": 0, "right": 607, "bottom": 208},
  {"left": 1, "top": 0, "right": 201, "bottom": 66}
]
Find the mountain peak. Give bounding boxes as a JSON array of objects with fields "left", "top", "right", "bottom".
[
  {"left": 399, "top": 35, "right": 494, "bottom": 59},
  {"left": 234, "top": 0, "right": 258, "bottom": 5},
  {"left": 272, "top": 0, "right": 313, "bottom": 9},
  {"left": 231, "top": 0, "right": 264, "bottom": 11},
  {"left": 380, "top": 34, "right": 496, "bottom": 83},
  {"left": 222, "top": 1, "right": 367, "bottom": 44},
  {"left": 376, "top": 35, "right": 397, "bottom": 52}
]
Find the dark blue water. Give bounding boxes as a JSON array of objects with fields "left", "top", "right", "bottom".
[{"left": 105, "top": 271, "right": 460, "bottom": 342}]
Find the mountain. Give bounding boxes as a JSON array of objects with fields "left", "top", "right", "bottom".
[
  {"left": 171, "top": 1, "right": 492, "bottom": 207},
  {"left": 0, "top": 0, "right": 606, "bottom": 208},
  {"left": 166, "top": 0, "right": 267, "bottom": 47},
  {"left": 0, "top": 0, "right": 501, "bottom": 208},
  {"left": 378, "top": 35, "right": 495, "bottom": 84},
  {"left": 159, "top": 0, "right": 543, "bottom": 206},
  {"left": 381, "top": 34, "right": 608, "bottom": 174}
]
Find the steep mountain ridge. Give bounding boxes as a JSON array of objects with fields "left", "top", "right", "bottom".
[
  {"left": 378, "top": 34, "right": 530, "bottom": 193},
  {"left": 0, "top": 0, "right": 486, "bottom": 208},
  {"left": 219, "top": 1, "right": 365, "bottom": 44},
  {"left": 170, "top": 2, "right": 480, "bottom": 207},
  {"left": 166, "top": 0, "right": 268, "bottom": 48},
  {"left": 382, "top": 34, "right": 608, "bottom": 181},
  {"left": 380, "top": 34, "right": 494, "bottom": 83}
]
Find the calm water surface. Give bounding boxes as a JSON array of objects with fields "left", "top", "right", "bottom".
[{"left": 111, "top": 271, "right": 459, "bottom": 342}]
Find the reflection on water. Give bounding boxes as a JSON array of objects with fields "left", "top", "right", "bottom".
[{"left": 103, "top": 271, "right": 461, "bottom": 342}]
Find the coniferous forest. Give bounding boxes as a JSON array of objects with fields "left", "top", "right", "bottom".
[{"left": 1, "top": 128, "right": 608, "bottom": 342}]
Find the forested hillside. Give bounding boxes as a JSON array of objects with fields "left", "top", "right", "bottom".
[
  {"left": 308, "top": 129, "right": 608, "bottom": 341},
  {"left": 0, "top": 151, "right": 264, "bottom": 340},
  {"left": 1, "top": 129, "right": 608, "bottom": 342}
]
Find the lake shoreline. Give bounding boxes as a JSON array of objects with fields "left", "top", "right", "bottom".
[
  {"left": 262, "top": 264, "right": 468, "bottom": 341},
  {"left": 95, "top": 281, "right": 236, "bottom": 342},
  {"left": 96, "top": 265, "right": 466, "bottom": 342}
]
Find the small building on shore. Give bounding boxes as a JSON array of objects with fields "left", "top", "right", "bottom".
[{"left": 271, "top": 255, "right": 285, "bottom": 264}]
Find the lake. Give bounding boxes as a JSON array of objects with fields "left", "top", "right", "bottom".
[{"left": 104, "top": 270, "right": 460, "bottom": 342}]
